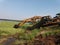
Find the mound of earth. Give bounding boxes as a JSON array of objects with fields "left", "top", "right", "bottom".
[{"left": 33, "top": 33, "right": 60, "bottom": 45}]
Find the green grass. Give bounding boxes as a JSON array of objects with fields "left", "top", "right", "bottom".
[
  {"left": 0, "top": 21, "right": 40, "bottom": 39},
  {"left": 0, "top": 21, "right": 60, "bottom": 45},
  {"left": 0, "top": 21, "right": 60, "bottom": 36},
  {"left": 0, "top": 21, "right": 25, "bottom": 35}
]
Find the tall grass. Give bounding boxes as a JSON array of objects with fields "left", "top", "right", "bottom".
[
  {"left": 0, "top": 21, "right": 60, "bottom": 45},
  {"left": 0, "top": 21, "right": 25, "bottom": 35}
]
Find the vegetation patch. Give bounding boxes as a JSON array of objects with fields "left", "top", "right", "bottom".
[{"left": 0, "top": 21, "right": 60, "bottom": 45}]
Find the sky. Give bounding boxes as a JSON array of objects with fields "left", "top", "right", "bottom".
[{"left": 0, "top": 0, "right": 60, "bottom": 20}]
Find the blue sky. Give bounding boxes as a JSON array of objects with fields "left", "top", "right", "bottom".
[{"left": 0, "top": 0, "right": 60, "bottom": 20}]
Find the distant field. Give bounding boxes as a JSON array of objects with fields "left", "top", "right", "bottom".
[{"left": 0, "top": 21, "right": 29, "bottom": 34}]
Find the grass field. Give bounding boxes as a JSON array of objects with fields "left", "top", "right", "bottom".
[
  {"left": 0, "top": 21, "right": 60, "bottom": 37},
  {"left": 0, "top": 21, "right": 40, "bottom": 35},
  {"left": 0, "top": 21, "right": 60, "bottom": 45}
]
